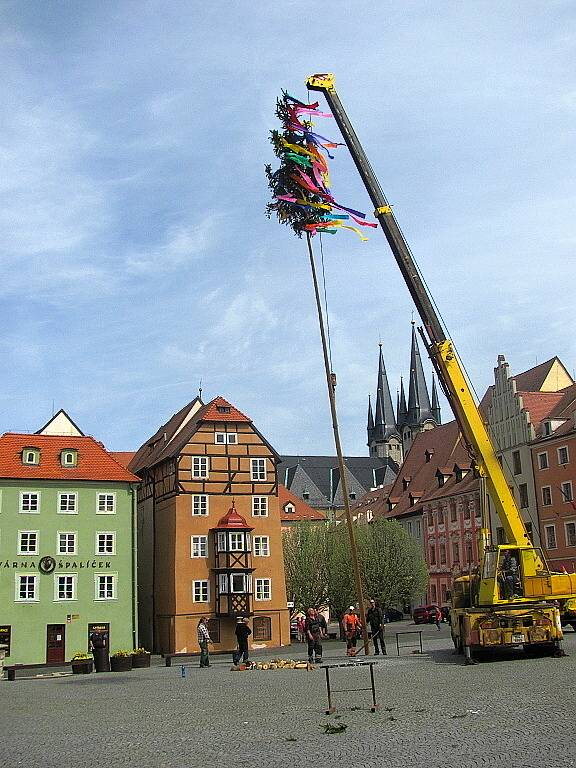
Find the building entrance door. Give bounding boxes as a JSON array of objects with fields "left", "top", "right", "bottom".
[{"left": 46, "top": 624, "right": 66, "bottom": 664}]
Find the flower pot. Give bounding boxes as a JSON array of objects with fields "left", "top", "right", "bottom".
[
  {"left": 110, "top": 655, "right": 133, "bottom": 672},
  {"left": 131, "top": 653, "right": 151, "bottom": 668},
  {"left": 71, "top": 659, "right": 93, "bottom": 675}
]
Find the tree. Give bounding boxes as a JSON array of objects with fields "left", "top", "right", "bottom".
[
  {"left": 282, "top": 522, "right": 329, "bottom": 613},
  {"left": 357, "top": 519, "right": 428, "bottom": 609}
]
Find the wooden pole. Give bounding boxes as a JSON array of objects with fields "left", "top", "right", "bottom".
[{"left": 306, "top": 233, "right": 370, "bottom": 656}]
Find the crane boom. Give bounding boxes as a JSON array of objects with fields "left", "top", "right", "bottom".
[{"left": 306, "top": 72, "right": 529, "bottom": 548}]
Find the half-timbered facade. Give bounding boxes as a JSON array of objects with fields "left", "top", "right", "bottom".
[{"left": 130, "top": 396, "right": 290, "bottom": 655}]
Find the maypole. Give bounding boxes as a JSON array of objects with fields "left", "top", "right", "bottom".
[{"left": 265, "top": 90, "right": 377, "bottom": 655}]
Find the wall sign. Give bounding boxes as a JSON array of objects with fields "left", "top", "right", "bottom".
[{"left": 1, "top": 558, "right": 112, "bottom": 571}]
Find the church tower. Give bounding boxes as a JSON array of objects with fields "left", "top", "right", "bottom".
[{"left": 367, "top": 344, "right": 403, "bottom": 464}]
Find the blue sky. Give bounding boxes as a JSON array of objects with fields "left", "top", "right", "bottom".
[{"left": 1, "top": 1, "right": 575, "bottom": 456}]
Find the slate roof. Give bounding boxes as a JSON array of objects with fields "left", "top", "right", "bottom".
[
  {"left": 278, "top": 454, "right": 398, "bottom": 510},
  {"left": 0, "top": 433, "right": 138, "bottom": 483}
]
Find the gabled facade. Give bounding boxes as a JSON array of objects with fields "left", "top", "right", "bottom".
[
  {"left": 130, "top": 396, "right": 290, "bottom": 655},
  {"left": 0, "top": 412, "right": 138, "bottom": 665},
  {"left": 279, "top": 484, "right": 326, "bottom": 529},
  {"left": 484, "top": 355, "right": 573, "bottom": 548}
]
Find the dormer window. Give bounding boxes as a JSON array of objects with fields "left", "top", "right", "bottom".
[
  {"left": 60, "top": 449, "right": 78, "bottom": 467},
  {"left": 402, "top": 476, "right": 411, "bottom": 491},
  {"left": 302, "top": 489, "right": 310, "bottom": 500},
  {"left": 216, "top": 405, "right": 231, "bottom": 414},
  {"left": 22, "top": 448, "right": 40, "bottom": 466},
  {"left": 284, "top": 503, "right": 295, "bottom": 514},
  {"left": 543, "top": 421, "right": 552, "bottom": 436},
  {"left": 349, "top": 492, "right": 356, "bottom": 500},
  {"left": 409, "top": 493, "right": 421, "bottom": 506},
  {"left": 425, "top": 449, "right": 434, "bottom": 463}
]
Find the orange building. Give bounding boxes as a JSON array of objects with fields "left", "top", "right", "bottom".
[
  {"left": 130, "top": 395, "right": 290, "bottom": 655},
  {"left": 279, "top": 484, "right": 326, "bottom": 530}
]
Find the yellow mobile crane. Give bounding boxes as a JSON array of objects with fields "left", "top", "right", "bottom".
[{"left": 306, "top": 73, "right": 576, "bottom": 661}]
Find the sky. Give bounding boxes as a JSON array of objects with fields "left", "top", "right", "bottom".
[{"left": 1, "top": 1, "right": 575, "bottom": 456}]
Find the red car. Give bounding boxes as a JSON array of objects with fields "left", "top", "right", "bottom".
[{"left": 412, "top": 604, "right": 442, "bottom": 625}]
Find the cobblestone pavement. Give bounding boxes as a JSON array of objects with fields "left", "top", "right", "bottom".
[{"left": 3, "top": 621, "right": 576, "bottom": 768}]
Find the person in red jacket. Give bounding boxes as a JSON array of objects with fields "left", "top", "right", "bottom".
[{"left": 342, "top": 606, "right": 362, "bottom": 656}]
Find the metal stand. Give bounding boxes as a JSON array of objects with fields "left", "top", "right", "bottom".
[
  {"left": 322, "top": 662, "right": 378, "bottom": 713},
  {"left": 395, "top": 630, "right": 423, "bottom": 656}
]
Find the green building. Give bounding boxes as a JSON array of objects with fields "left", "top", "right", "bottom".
[{"left": 0, "top": 411, "right": 138, "bottom": 666}]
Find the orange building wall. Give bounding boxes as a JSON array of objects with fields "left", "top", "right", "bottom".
[{"left": 155, "top": 420, "right": 289, "bottom": 654}]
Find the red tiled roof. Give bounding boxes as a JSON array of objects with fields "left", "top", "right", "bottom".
[
  {"left": 201, "top": 396, "right": 251, "bottom": 423},
  {"left": 279, "top": 484, "right": 326, "bottom": 521},
  {"left": 517, "top": 391, "right": 565, "bottom": 434},
  {"left": 110, "top": 451, "right": 136, "bottom": 470},
  {"left": 214, "top": 502, "right": 252, "bottom": 529},
  {"left": 351, "top": 483, "right": 393, "bottom": 520},
  {"left": 0, "top": 434, "right": 139, "bottom": 482},
  {"left": 369, "top": 421, "right": 471, "bottom": 519}
]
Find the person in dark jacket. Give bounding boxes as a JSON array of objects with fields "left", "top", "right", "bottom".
[
  {"left": 234, "top": 617, "right": 252, "bottom": 665},
  {"left": 304, "top": 608, "right": 326, "bottom": 664},
  {"left": 366, "top": 599, "right": 386, "bottom": 655}
]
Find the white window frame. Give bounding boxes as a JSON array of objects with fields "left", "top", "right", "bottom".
[
  {"left": 191, "top": 535, "right": 208, "bottom": 558},
  {"left": 542, "top": 486, "right": 552, "bottom": 506},
  {"left": 54, "top": 573, "right": 77, "bottom": 601},
  {"left": 61, "top": 450, "right": 77, "bottom": 467},
  {"left": 230, "top": 573, "right": 248, "bottom": 594},
  {"left": 544, "top": 524, "right": 557, "bottom": 550},
  {"left": 96, "top": 493, "right": 116, "bottom": 515},
  {"left": 537, "top": 452, "right": 549, "bottom": 470},
  {"left": 251, "top": 458, "right": 267, "bottom": 482},
  {"left": 192, "top": 495, "right": 208, "bottom": 516},
  {"left": 95, "top": 573, "right": 117, "bottom": 600},
  {"left": 96, "top": 531, "right": 116, "bottom": 555},
  {"left": 15, "top": 573, "right": 38, "bottom": 602},
  {"left": 191, "top": 456, "right": 209, "bottom": 479},
  {"left": 218, "top": 573, "right": 229, "bottom": 594},
  {"left": 23, "top": 449, "right": 40, "bottom": 465},
  {"left": 18, "top": 530, "right": 39, "bottom": 556},
  {"left": 565, "top": 522, "right": 576, "bottom": 548},
  {"left": 57, "top": 531, "right": 77, "bottom": 555},
  {"left": 19, "top": 491, "right": 40, "bottom": 514},
  {"left": 252, "top": 496, "right": 268, "bottom": 517},
  {"left": 58, "top": 492, "right": 78, "bottom": 514},
  {"left": 561, "top": 481, "right": 573, "bottom": 503},
  {"left": 229, "top": 532, "right": 245, "bottom": 552},
  {"left": 214, "top": 432, "right": 238, "bottom": 445},
  {"left": 558, "top": 446, "right": 570, "bottom": 466},
  {"left": 255, "top": 577, "right": 271, "bottom": 601},
  {"left": 217, "top": 531, "right": 227, "bottom": 552},
  {"left": 253, "top": 535, "right": 270, "bottom": 557},
  {"left": 192, "top": 579, "right": 209, "bottom": 603}
]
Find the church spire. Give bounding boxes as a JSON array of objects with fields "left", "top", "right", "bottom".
[
  {"left": 367, "top": 395, "right": 375, "bottom": 446},
  {"left": 407, "top": 322, "right": 432, "bottom": 426},
  {"left": 397, "top": 377, "right": 407, "bottom": 431},
  {"left": 373, "top": 344, "right": 397, "bottom": 441},
  {"left": 431, "top": 375, "right": 441, "bottom": 424}
]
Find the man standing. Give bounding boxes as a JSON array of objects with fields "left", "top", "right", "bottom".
[
  {"left": 197, "top": 616, "right": 212, "bottom": 667},
  {"left": 366, "top": 599, "right": 386, "bottom": 655},
  {"left": 304, "top": 608, "right": 326, "bottom": 664},
  {"left": 234, "top": 617, "right": 251, "bottom": 665},
  {"left": 342, "top": 606, "right": 362, "bottom": 657}
]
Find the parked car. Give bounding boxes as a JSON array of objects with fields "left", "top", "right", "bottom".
[
  {"left": 384, "top": 608, "right": 404, "bottom": 622},
  {"left": 412, "top": 604, "right": 442, "bottom": 625}
]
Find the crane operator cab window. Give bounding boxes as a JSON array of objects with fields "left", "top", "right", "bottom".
[{"left": 498, "top": 550, "right": 522, "bottom": 600}]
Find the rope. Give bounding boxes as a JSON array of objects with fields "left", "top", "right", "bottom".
[{"left": 319, "top": 233, "right": 334, "bottom": 371}]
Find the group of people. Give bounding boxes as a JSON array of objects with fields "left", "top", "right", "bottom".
[
  {"left": 342, "top": 600, "right": 387, "bottom": 656},
  {"left": 197, "top": 597, "right": 389, "bottom": 669},
  {"left": 196, "top": 615, "right": 252, "bottom": 668}
]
